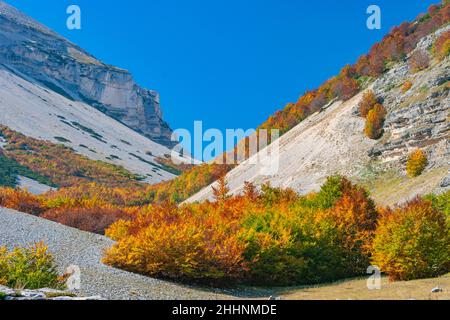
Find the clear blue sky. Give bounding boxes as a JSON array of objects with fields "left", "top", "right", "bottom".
[{"left": 7, "top": 0, "right": 437, "bottom": 154}]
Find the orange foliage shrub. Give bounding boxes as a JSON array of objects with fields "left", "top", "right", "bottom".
[
  {"left": 105, "top": 219, "right": 133, "bottom": 241},
  {"left": 323, "top": 179, "right": 378, "bottom": 240},
  {"left": 43, "top": 182, "right": 152, "bottom": 207},
  {"left": 364, "top": 104, "right": 387, "bottom": 139},
  {"left": 212, "top": 176, "right": 231, "bottom": 202},
  {"left": 433, "top": 30, "right": 450, "bottom": 60},
  {"left": 103, "top": 177, "right": 384, "bottom": 286},
  {"left": 299, "top": 177, "right": 379, "bottom": 279},
  {"left": 406, "top": 149, "right": 428, "bottom": 178},
  {"left": 372, "top": 198, "right": 450, "bottom": 281},
  {"left": 103, "top": 203, "right": 248, "bottom": 284}
]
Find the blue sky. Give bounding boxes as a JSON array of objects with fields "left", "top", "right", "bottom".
[{"left": 7, "top": 0, "right": 437, "bottom": 156}]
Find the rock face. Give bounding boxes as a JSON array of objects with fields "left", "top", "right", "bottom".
[
  {"left": 370, "top": 26, "right": 450, "bottom": 171},
  {"left": 0, "top": 285, "right": 102, "bottom": 300},
  {"left": 0, "top": 1, "right": 174, "bottom": 147}
]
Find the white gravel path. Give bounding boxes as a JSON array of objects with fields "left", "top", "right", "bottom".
[
  {"left": 17, "top": 176, "right": 55, "bottom": 195},
  {"left": 0, "top": 207, "right": 233, "bottom": 300}
]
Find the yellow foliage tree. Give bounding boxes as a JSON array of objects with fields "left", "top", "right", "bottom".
[
  {"left": 406, "top": 149, "right": 428, "bottom": 178},
  {"left": 372, "top": 199, "right": 450, "bottom": 281},
  {"left": 364, "top": 104, "right": 386, "bottom": 140}
]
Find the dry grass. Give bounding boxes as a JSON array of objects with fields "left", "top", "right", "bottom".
[{"left": 280, "top": 273, "right": 450, "bottom": 300}]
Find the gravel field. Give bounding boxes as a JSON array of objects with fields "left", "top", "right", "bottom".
[{"left": 0, "top": 207, "right": 234, "bottom": 300}]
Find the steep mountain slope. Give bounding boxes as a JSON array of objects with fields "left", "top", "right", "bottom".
[
  {"left": 187, "top": 26, "right": 449, "bottom": 206},
  {"left": 0, "top": 66, "right": 191, "bottom": 184},
  {"left": 0, "top": 1, "right": 173, "bottom": 147}
]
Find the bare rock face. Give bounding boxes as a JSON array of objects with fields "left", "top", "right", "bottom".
[{"left": 0, "top": 1, "right": 174, "bottom": 147}]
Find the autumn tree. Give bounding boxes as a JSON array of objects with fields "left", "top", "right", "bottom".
[
  {"left": 212, "top": 176, "right": 231, "bottom": 202},
  {"left": 243, "top": 181, "right": 259, "bottom": 201},
  {"left": 364, "top": 104, "right": 386, "bottom": 140},
  {"left": 359, "top": 90, "right": 379, "bottom": 117},
  {"left": 372, "top": 198, "right": 450, "bottom": 281},
  {"left": 401, "top": 81, "right": 413, "bottom": 93}
]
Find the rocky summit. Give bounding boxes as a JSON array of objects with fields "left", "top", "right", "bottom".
[{"left": 0, "top": 1, "right": 174, "bottom": 147}]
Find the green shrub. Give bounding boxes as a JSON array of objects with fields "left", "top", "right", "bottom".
[
  {"left": 242, "top": 176, "right": 378, "bottom": 285},
  {"left": 241, "top": 208, "right": 343, "bottom": 285},
  {"left": 297, "top": 175, "right": 350, "bottom": 210},
  {"left": 0, "top": 243, "right": 64, "bottom": 290},
  {"left": 424, "top": 191, "right": 450, "bottom": 216}
]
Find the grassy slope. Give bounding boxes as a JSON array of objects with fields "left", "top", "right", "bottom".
[
  {"left": 361, "top": 167, "right": 448, "bottom": 206},
  {"left": 0, "top": 126, "right": 144, "bottom": 188},
  {"left": 279, "top": 273, "right": 450, "bottom": 300}
]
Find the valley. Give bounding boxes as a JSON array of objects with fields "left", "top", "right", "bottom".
[{"left": 0, "top": 0, "right": 449, "bottom": 301}]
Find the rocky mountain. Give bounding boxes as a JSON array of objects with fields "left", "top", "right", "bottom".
[
  {"left": 187, "top": 26, "right": 449, "bottom": 206},
  {"left": 0, "top": 1, "right": 196, "bottom": 185},
  {"left": 0, "top": 1, "right": 174, "bottom": 147}
]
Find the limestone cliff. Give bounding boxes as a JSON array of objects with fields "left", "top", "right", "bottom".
[{"left": 186, "top": 26, "right": 449, "bottom": 206}]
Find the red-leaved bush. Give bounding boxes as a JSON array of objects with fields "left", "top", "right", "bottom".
[
  {"left": 42, "top": 206, "right": 131, "bottom": 234},
  {"left": 372, "top": 198, "right": 450, "bottom": 281}
]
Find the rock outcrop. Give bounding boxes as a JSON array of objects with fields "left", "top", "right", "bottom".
[
  {"left": 0, "top": 285, "right": 102, "bottom": 300},
  {"left": 186, "top": 26, "right": 449, "bottom": 206},
  {"left": 0, "top": 1, "right": 174, "bottom": 147}
]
